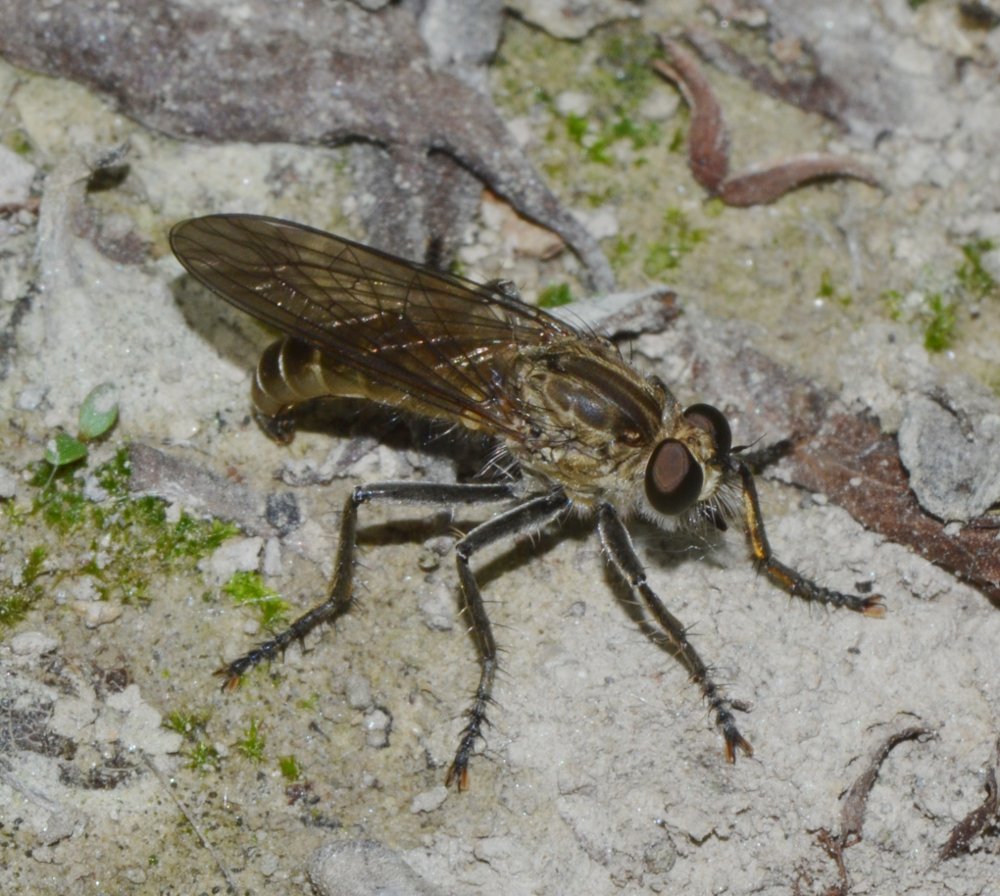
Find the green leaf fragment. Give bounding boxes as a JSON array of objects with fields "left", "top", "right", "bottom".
[
  {"left": 78, "top": 383, "right": 119, "bottom": 440},
  {"left": 44, "top": 432, "right": 88, "bottom": 468}
]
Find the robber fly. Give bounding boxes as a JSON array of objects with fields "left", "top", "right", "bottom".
[{"left": 169, "top": 214, "right": 884, "bottom": 790}]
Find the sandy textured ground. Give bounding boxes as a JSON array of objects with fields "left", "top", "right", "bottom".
[{"left": 2, "top": 2, "right": 999, "bottom": 894}]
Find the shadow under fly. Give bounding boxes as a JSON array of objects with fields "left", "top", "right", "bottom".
[{"left": 169, "top": 214, "right": 885, "bottom": 790}]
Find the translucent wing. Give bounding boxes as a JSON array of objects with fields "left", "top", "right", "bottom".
[{"left": 170, "top": 214, "right": 579, "bottom": 432}]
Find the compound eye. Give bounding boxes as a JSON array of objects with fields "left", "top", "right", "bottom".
[
  {"left": 645, "top": 439, "right": 704, "bottom": 516},
  {"left": 683, "top": 403, "right": 732, "bottom": 459}
]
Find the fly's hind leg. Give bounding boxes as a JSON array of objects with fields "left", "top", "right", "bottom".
[
  {"left": 446, "top": 489, "right": 571, "bottom": 791},
  {"left": 597, "top": 503, "right": 754, "bottom": 762},
  {"left": 217, "top": 481, "right": 517, "bottom": 688}
]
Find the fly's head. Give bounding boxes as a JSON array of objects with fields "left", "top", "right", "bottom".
[{"left": 638, "top": 402, "right": 740, "bottom": 531}]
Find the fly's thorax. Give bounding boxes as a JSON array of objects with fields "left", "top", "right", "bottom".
[{"left": 506, "top": 340, "right": 667, "bottom": 501}]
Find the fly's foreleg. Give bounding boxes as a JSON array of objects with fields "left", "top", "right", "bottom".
[
  {"left": 597, "top": 503, "right": 753, "bottom": 762},
  {"left": 732, "top": 461, "right": 885, "bottom": 617},
  {"left": 217, "top": 481, "right": 517, "bottom": 688},
  {"left": 446, "top": 489, "right": 571, "bottom": 791}
]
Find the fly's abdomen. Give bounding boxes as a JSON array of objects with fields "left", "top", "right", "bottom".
[
  {"left": 252, "top": 335, "right": 379, "bottom": 425},
  {"left": 252, "top": 337, "right": 328, "bottom": 420},
  {"left": 252, "top": 336, "right": 420, "bottom": 439}
]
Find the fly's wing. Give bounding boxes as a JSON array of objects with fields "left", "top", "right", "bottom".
[{"left": 170, "top": 214, "right": 580, "bottom": 435}]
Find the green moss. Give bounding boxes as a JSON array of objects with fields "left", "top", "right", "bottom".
[
  {"left": 596, "top": 29, "right": 661, "bottom": 109},
  {"left": 0, "top": 546, "right": 47, "bottom": 626},
  {"left": 498, "top": 23, "right": 658, "bottom": 111},
  {"left": 923, "top": 293, "right": 957, "bottom": 352},
  {"left": 0, "top": 584, "right": 37, "bottom": 627},
  {"left": 223, "top": 570, "right": 290, "bottom": 630},
  {"left": 95, "top": 446, "right": 133, "bottom": 497},
  {"left": 642, "top": 207, "right": 706, "bottom": 277},
  {"left": 2, "top": 446, "right": 241, "bottom": 631},
  {"left": 237, "top": 717, "right": 266, "bottom": 763},
  {"left": 903, "top": 237, "right": 997, "bottom": 353},
  {"left": 164, "top": 708, "right": 212, "bottom": 740},
  {"left": 567, "top": 113, "right": 662, "bottom": 166},
  {"left": 158, "top": 512, "right": 238, "bottom": 561},
  {"left": 7, "top": 129, "right": 33, "bottom": 156},
  {"left": 609, "top": 115, "right": 661, "bottom": 151},
  {"left": 702, "top": 198, "right": 726, "bottom": 218},
  {"left": 23, "top": 545, "right": 47, "bottom": 584},
  {"left": 538, "top": 282, "right": 573, "bottom": 308},
  {"left": 880, "top": 289, "right": 904, "bottom": 321},
  {"left": 817, "top": 269, "right": 853, "bottom": 307},
  {"left": 667, "top": 127, "right": 685, "bottom": 154},
  {"left": 608, "top": 234, "right": 636, "bottom": 269},
  {"left": 171, "top": 705, "right": 220, "bottom": 771},
  {"left": 817, "top": 269, "right": 835, "bottom": 299},
  {"left": 879, "top": 238, "right": 996, "bottom": 350},
  {"left": 494, "top": 20, "right": 667, "bottom": 214},
  {"left": 564, "top": 113, "right": 589, "bottom": 145},
  {"left": 279, "top": 754, "right": 302, "bottom": 782},
  {"left": 956, "top": 238, "right": 998, "bottom": 300},
  {"left": 30, "top": 461, "right": 90, "bottom": 531},
  {"left": 603, "top": 118, "right": 660, "bottom": 163},
  {"left": 187, "top": 741, "right": 220, "bottom": 772}
]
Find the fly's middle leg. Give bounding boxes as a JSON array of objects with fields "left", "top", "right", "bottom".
[
  {"left": 216, "top": 481, "right": 517, "bottom": 687},
  {"left": 446, "top": 489, "right": 571, "bottom": 790}
]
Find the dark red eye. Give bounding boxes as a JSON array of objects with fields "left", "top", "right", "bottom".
[
  {"left": 683, "top": 403, "right": 731, "bottom": 459},
  {"left": 645, "top": 439, "right": 703, "bottom": 515}
]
